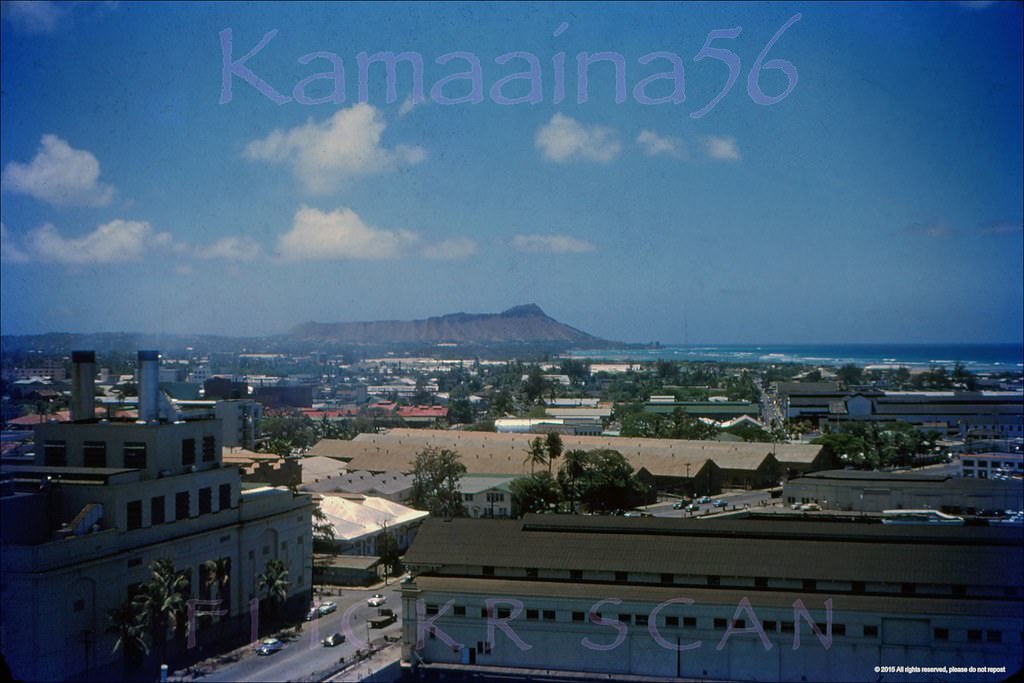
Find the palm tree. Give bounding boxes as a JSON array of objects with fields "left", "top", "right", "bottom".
[
  {"left": 256, "top": 559, "right": 290, "bottom": 622},
  {"left": 560, "top": 449, "right": 589, "bottom": 513},
  {"left": 525, "top": 437, "right": 547, "bottom": 475},
  {"left": 134, "top": 558, "right": 190, "bottom": 663},
  {"left": 106, "top": 599, "right": 149, "bottom": 674},
  {"left": 201, "top": 557, "right": 231, "bottom": 603},
  {"left": 545, "top": 432, "right": 563, "bottom": 474}
]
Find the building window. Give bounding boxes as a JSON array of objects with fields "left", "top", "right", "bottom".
[
  {"left": 901, "top": 583, "right": 916, "bottom": 595},
  {"left": 453, "top": 605, "right": 466, "bottom": 617},
  {"left": 934, "top": 628, "right": 949, "bottom": 640},
  {"left": 482, "top": 566, "right": 494, "bottom": 577},
  {"left": 635, "top": 614, "right": 649, "bottom": 626},
  {"left": 661, "top": 573, "right": 674, "bottom": 585},
  {"left": 619, "top": 613, "right": 631, "bottom": 625},
  {"left": 781, "top": 621, "right": 794, "bottom": 633},
  {"left": 127, "top": 557, "right": 143, "bottom": 568},
  {"left": 852, "top": 581, "right": 865, "bottom": 594},
  {"left": 175, "top": 491, "right": 190, "bottom": 520},
  {"left": 219, "top": 483, "right": 231, "bottom": 510},
  {"left": 496, "top": 607, "right": 511, "bottom": 619},
  {"left": 124, "top": 442, "right": 147, "bottom": 469},
  {"left": 182, "top": 438, "right": 196, "bottom": 466},
  {"left": 615, "top": 571, "right": 628, "bottom": 583},
  {"left": 198, "top": 487, "right": 212, "bottom": 514},
  {"left": 526, "top": 609, "right": 538, "bottom": 620},
  {"left": 542, "top": 609, "right": 556, "bottom": 621},
  {"left": 570, "top": 570, "right": 583, "bottom": 580},
  {"left": 464, "top": 493, "right": 473, "bottom": 502},
  {"left": 714, "top": 618, "right": 727, "bottom": 629},
  {"left": 755, "top": 577, "right": 768, "bottom": 588},
  {"left": 707, "top": 575, "right": 720, "bottom": 587},
  {"left": 526, "top": 567, "right": 538, "bottom": 578},
  {"left": 202, "top": 436, "right": 215, "bottom": 462},
  {"left": 151, "top": 496, "right": 165, "bottom": 525},
  {"left": 73, "top": 599, "right": 86, "bottom": 612},
  {"left": 833, "top": 623, "right": 846, "bottom": 636},
  {"left": 986, "top": 630, "right": 1001, "bottom": 643},
  {"left": 968, "top": 629, "right": 982, "bottom": 642},
  {"left": 952, "top": 584, "right": 966, "bottom": 597},
  {"left": 683, "top": 617, "right": 697, "bottom": 628},
  {"left": 803, "top": 579, "right": 817, "bottom": 591},
  {"left": 83, "top": 441, "right": 106, "bottom": 468},
  {"left": 665, "top": 616, "right": 680, "bottom": 627},
  {"left": 864, "top": 625, "right": 878, "bottom": 638},
  {"left": 126, "top": 500, "right": 142, "bottom": 530},
  {"left": 44, "top": 441, "right": 67, "bottom": 466},
  {"left": 572, "top": 611, "right": 585, "bottom": 623},
  {"left": 426, "top": 604, "right": 439, "bottom": 616},
  {"left": 764, "top": 620, "right": 777, "bottom": 631}
]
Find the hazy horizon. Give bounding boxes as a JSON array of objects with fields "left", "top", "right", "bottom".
[{"left": 2, "top": 2, "right": 1021, "bottom": 345}]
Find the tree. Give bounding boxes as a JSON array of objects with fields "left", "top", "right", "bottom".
[
  {"left": 200, "top": 557, "right": 231, "bottom": 603},
  {"left": 256, "top": 559, "right": 290, "bottom": 621},
  {"left": 489, "top": 389, "right": 515, "bottom": 417},
  {"left": 448, "top": 397, "right": 475, "bottom": 424},
  {"left": 410, "top": 447, "right": 467, "bottom": 517},
  {"left": 837, "top": 363, "right": 864, "bottom": 389},
  {"left": 545, "top": 432, "right": 563, "bottom": 473},
  {"left": 106, "top": 599, "right": 149, "bottom": 674},
  {"left": 951, "top": 362, "right": 977, "bottom": 390},
  {"left": 312, "top": 498, "right": 336, "bottom": 549},
  {"left": 559, "top": 359, "right": 590, "bottom": 385},
  {"left": 523, "top": 366, "right": 548, "bottom": 405},
  {"left": 377, "top": 525, "right": 402, "bottom": 582},
  {"left": 134, "top": 558, "right": 190, "bottom": 663},
  {"left": 525, "top": 437, "right": 548, "bottom": 475},
  {"left": 559, "top": 449, "right": 589, "bottom": 513},
  {"left": 510, "top": 472, "right": 562, "bottom": 514}
]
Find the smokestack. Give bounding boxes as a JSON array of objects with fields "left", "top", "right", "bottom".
[
  {"left": 71, "top": 351, "right": 96, "bottom": 422},
  {"left": 138, "top": 350, "right": 160, "bottom": 422}
]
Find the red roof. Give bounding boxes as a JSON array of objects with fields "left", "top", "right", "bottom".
[
  {"left": 302, "top": 408, "right": 360, "bottom": 419},
  {"left": 396, "top": 406, "right": 448, "bottom": 418},
  {"left": 5, "top": 411, "right": 72, "bottom": 427}
]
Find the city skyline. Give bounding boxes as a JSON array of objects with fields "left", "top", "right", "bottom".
[{"left": 1, "top": 1, "right": 1022, "bottom": 345}]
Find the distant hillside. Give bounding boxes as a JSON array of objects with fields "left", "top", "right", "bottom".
[{"left": 288, "top": 304, "right": 611, "bottom": 347}]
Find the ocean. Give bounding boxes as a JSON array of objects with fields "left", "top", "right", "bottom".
[{"left": 565, "top": 343, "right": 1024, "bottom": 373}]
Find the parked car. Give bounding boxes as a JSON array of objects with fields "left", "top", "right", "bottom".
[
  {"left": 801, "top": 503, "right": 821, "bottom": 511},
  {"left": 256, "top": 638, "right": 283, "bottom": 656},
  {"left": 697, "top": 496, "right": 712, "bottom": 504},
  {"left": 712, "top": 499, "right": 728, "bottom": 508},
  {"left": 684, "top": 503, "right": 699, "bottom": 512},
  {"left": 306, "top": 606, "right": 319, "bottom": 621},
  {"left": 322, "top": 632, "right": 346, "bottom": 647},
  {"left": 672, "top": 501, "right": 683, "bottom": 510},
  {"left": 370, "top": 612, "right": 397, "bottom": 628},
  {"left": 367, "top": 593, "right": 387, "bottom": 607},
  {"left": 318, "top": 601, "right": 337, "bottom": 616}
]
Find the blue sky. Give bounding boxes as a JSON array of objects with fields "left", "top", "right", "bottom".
[{"left": 1, "top": 1, "right": 1021, "bottom": 345}]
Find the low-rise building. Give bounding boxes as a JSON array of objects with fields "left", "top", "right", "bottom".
[{"left": 460, "top": 475, "right": 515, "bottom": 518}]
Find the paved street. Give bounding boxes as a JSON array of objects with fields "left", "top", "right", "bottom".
[
  {"left": 171, "top": 582, "right": 404, "bottom": 683},
  {"left": 643, "top": 488, "right": 779, "bottom": 518}
]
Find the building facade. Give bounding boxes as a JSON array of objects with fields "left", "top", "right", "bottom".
[
  {"left": 0, "top": 351, "right": 312, "bottom": 682},
  {"left": 401, "top": 515, "right": 1022, "bottom": 682}
]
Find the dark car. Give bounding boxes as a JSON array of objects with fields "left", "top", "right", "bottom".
[{"left": 322, "top": 632, "right": 346, "bottom": 647}]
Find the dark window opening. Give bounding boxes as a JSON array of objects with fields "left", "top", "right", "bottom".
[
  {"left": 707, "top": 575, "right": 720, "bottom": 587},
  {"left": 733, "top": 619, "right": 746, "bottom": 628},
  {"left": 755, "top": 577, "right": 768, "bottom": 588},
  {"left": 781, "top": 621, "right": 794, "bottom": 633},
  {"left": 496, "top": 607, "right": 511, "bottom": 619},
  {"left": 615, "top": 571, "right": 628, "bottom": 583},
  {"left": 986, "top": 630, "right": 1001, "bottom": 643},
  {"left": 83, "top": 441, "right": 106, "bottom": 468},
  {"left": 901, "top": 583, "right": 916, "bottom": 595},
  {"left": 526, "top": 567, "right": 538, "bottom": 578},
  {"left": 126, "top": 500, "right": 143, "bottom": 530},
  {"left": 803, "top": 579, "right": 817, "bottom": 591},
  {"left": 683, "top": 616, "right": 697, "bottom": 628},
  {"left": 198, "top": 487, "right": 212, "bottom": 514},
  {"left": 219, "top": 483, "right": 231, "bottom": 510},
  {"left": 44, "top": 441, "right": 67, "bottom": 466},
  {"left": 73, "top": 599, "right": 86, "bottom": 612},
  {"left": 482, "top": 566, "right": 494, "bottom": 577},
  {"left": 764, "top": 620, "right": 777, "bottom": 631},
  {"left": 952, "top": 584, "right": 966, "bottom": 597},
  {"left": 202, "top": 436, "right": 215, "bottom": 462},
  {"left": 864, "top": 625, "right": 878, "bottom": 638},
  {"left": 542, "top": 609, "right": 556, "bottom": 621},
  {"left": 833, "top": 623, "right": 846, "bottom": 636},
  {"left": 526, "top": 609, "right": 538, "bottom": 620},
  {"left": 852, "top": 581, "right": 865, "bottom": 594},
  {"left": 426, "top": 604, "right": 439, "bottom": 616},
  {"left": 453, "top": 605, "right": 466, "bottom": 617},
  {"left": 572, "top": 611, "right": 585, "bottom": 623},
  {"left": 635, "top": 614, "right": 649, "bottom": 626},
  {"left": 151, "top": 496, "right": 165, "bottom": 525},
  {"left": 660, "top": 573, "right": 674, "bottom": 585},
  {"left": 175, "top": 491, "right": 190, "bottom": 520},
  {"left": 570, "top": 570, "right": 583, "bottom": 580},
  {"left": 665, "top": 616, "right": 679, "bottom": 627},
  {"left": 934, "top": 628, "right": 949, "bottom": 641},
  {"left": 182, "top": 438, "right": 196, "bottom": 466},
  {"left": 968, "top": 629, "right": 982, "bottom": 642},
  {"left": 714, "top": 618, "right": 727, "bottom": 629},
  {"left": 124, "top": 442, "right": 147, "bottom": 469}
]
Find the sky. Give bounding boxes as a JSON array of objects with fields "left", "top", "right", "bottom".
[{"left": 1, "top": 1, "right": 1021, "bottom": 345}]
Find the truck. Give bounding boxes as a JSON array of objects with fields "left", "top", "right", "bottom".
[{"left": 369, "top": 612, "right": 397, "bottom": 629}]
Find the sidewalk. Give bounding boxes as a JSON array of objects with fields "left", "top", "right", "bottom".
[{"left": 327, "top": 640, "right": 402, "bottom": 682}]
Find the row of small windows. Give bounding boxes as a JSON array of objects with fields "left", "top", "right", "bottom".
[
  {"left": 484, "top": 567, "right": 1013, "bottom": 599},
  {"left": 126, "top": 484, "right": 232, "bottom": 530},
  {"left": 43, "top": 436, "right": 216, "bottom": 469},
  {"left": 426, "top": 607, "right": 1008, "bottom": 642}
]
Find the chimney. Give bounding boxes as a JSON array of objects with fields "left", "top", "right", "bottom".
[
  {"left": 138, "top": 350, "right": 161, "bottom": 422},
  {"left": 71, "top": 351, "right": 96, "bottom": 421}
]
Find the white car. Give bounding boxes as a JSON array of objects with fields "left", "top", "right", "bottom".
[
  {"left": 367, "top": 593, "right": 387, "bottom": 607},
  {"left": 318, "top": 601, "right": 337, "bottom": 616}
]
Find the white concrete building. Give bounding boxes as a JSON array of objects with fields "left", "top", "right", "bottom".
[{"left": 0, "top": 351, "right": 312, "bottom": 682}]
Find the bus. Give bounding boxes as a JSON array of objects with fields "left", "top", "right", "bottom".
[{"left": 881, "top": 509, "right": 964, "bottom": 525}]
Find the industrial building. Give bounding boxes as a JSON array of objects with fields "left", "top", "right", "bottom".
[{"left": 401, "top": 514, "right": 1023, "bottom": 682}]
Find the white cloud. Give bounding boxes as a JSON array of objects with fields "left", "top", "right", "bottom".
[
  {"left": 1, "top": 223, "right": 30, "bottom": 263},
  {"left": 704, "top": 135, "right": 741, "bottom": 161},
  {"left": 512, "top": 233, "right": 596, "bottom": 254},
  {"left": 278, "top": 206, "right": 419, "bottom": 260},
  {"left": 3, "top": 1, "right": 64, "bottom": 34},
  {"left": 423, "top": 237, "right": 478, "bottom": 260},
  {"left": 636, "top": 130, "right": 685, "bottom": 158},
  {"left": 397, "top": 96, "right": 420, "bottom": 117},
  {"left": 26, "top": 219, "right": 151, "bottom": 264},
  {"left": 196, "top": 236, "right": 262, "bottom": 262},
  {"left": 2, "top": 134, "right": 115, "bottom": 207},
  {"left": 243, "top": 104, "right": 426, "bottom": 193},
  {"left": 535, "top": 114, "right": 621, "bottom": 163}
]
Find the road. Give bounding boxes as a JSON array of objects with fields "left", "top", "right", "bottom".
[
  {"left": 643, "top": 489, "right": 778, "bottom": 518},
  {"left": 173, "top": 582, "right": 404, "bottom": 683}
]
